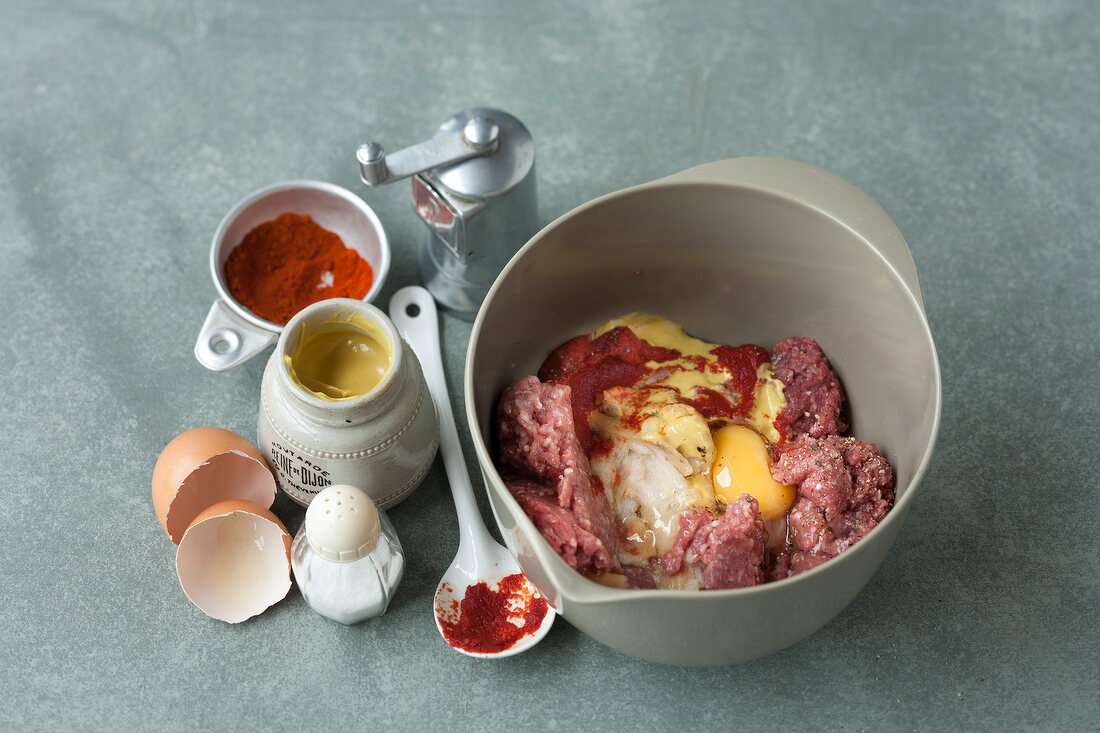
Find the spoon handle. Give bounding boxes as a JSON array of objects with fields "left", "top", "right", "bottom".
[{"left": 389, "top": 286, "right": 496, "bottom": 557}]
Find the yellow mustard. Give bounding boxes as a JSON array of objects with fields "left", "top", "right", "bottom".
[
  {"left": 284, "top": 311, "right": 393, "bottom": 400},
  {"left": 592, "top": 313, "right": 787, "bottom": 443}
]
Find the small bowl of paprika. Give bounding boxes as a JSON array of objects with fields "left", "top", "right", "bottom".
[{"left": 194, "top": 180, "right": 390, "bottom": 371}]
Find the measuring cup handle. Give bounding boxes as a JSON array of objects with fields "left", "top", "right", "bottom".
[{"left": 193, "top": 299, "right": 277, "bottom": 372}]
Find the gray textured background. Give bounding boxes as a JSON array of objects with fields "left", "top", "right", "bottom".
[{"left": 1, "top": 0, "right": 1097, "bottom": 730}]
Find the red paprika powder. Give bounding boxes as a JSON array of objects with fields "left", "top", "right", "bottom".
[
  {"left": 437, "top": 574, "right": 550, "bottom": 654},
  {"left": 224, "top": 212, "right": 374, "bottom": 326}
]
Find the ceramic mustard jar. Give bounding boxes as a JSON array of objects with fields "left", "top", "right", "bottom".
[{"left": 257, "top": 298, "right": 438, "bottom": 509}]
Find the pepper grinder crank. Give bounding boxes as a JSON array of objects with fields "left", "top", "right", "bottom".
[{"left": 356, "top": 108, "right": 537, "bottom": 317}]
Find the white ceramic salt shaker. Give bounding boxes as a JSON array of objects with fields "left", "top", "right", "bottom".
[{"left": 291, "top": 484, "right": 405, "bottom": 625}]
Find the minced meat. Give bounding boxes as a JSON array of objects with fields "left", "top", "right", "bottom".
[
  {"left": 496, "top": 376, "right": 620, "bottom": 574},
  {"left": 770, "top": 337, "right": 847, "bottom": 439},
  {"left": 494, "top": 318, "right": 895, "bottom": 590},
  {"left": 770, "top": 434, "right": 894, "bottom": 576},
  {"left": 662, "top": 496, "right": 765, "bottom": 589}
]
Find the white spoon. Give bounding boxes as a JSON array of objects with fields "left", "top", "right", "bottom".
[{"left": 389, "top": 285, "right": 554, "bottom": 658}]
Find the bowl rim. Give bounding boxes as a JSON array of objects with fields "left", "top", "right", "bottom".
[{"left": 465, "top": 157, "right": 943, "bottom": 604}]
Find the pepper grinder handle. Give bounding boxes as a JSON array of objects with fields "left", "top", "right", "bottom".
[{"left": 357, "top": 117, "right": 500, "bottom": 187}]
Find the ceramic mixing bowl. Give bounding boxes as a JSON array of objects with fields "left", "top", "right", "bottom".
[{"left": 465, "top": 157, "right": 941, "bottom": 666}]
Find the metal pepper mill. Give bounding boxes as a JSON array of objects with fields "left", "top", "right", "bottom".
[{"left": 357, "top": 108, "right": 537, "bottom": 317}]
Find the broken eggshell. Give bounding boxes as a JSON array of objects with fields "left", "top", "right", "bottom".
[
  {"left": 152, "top": 426, "right": 277, "bottom": 544},
  {"left": 176, "top": 499, "right": 292, "bottom": 623}
]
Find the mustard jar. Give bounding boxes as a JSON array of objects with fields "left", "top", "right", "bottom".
[{"left": 257, "top": 298, "right": 439, "bottom": 509}]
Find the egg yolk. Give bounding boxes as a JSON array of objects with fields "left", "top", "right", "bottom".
[{"left": 711, "top": 424, "right": 795, "bottom": 520}]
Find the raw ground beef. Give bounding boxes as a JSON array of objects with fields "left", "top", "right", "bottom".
[
  {"left": 770, "top": 337, "right": 847, "bottom": 439},
  {"left": 662, "top": 496, "right": 765, "bottom": 589},
  {"left": 496, "top": 376, "right": 620, "bottom": 574},
  {"left": 496, "top": 326, "right": 896, "bottom": 590},
  {"left": 501, "top": 473, "right": 620, "bottom": 573},
  {"left": 770, "top": 434, "right": 894, "bottom": 576}
]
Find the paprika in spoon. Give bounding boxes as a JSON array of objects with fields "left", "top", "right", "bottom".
[
  {"left": 436, "top": 574, "right": 550, "bottom": 654},
  {"left": 388, "top": 285, "right": 555, "bottom": 659}
]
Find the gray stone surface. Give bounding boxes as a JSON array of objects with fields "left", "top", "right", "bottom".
[{"left": 1, "top": 0, "right": 1096, "bottom": 730}]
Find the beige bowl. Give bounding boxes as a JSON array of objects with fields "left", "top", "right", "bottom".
[{"left": 465, "top": 157, "right": 941, "bottom": 666}]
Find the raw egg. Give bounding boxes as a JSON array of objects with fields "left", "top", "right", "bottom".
[
  {"left": 152, "top": 427, "right": 277, "bottom": 544},
  {"left": 711, "top": 423, "right": 795, "bottom": 520}
]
